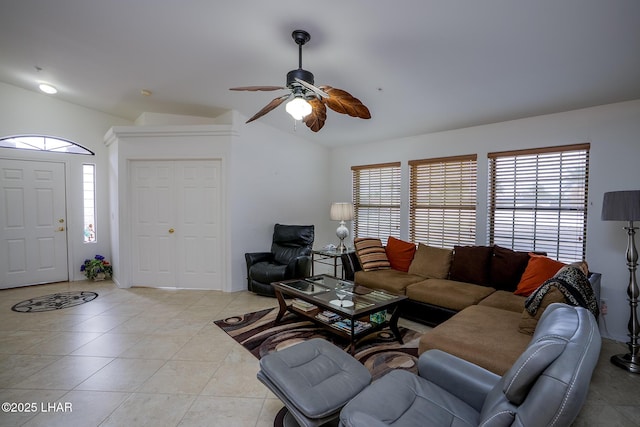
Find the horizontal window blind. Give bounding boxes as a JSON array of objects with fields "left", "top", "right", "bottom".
[
  {"left": 409, "top": 155, "right": 477, "bottom": 248},
  {"left": 352, "top": 162, "right": 401, "bottom": 245},
  {"left": 488, "top": 144, "right": 590, "bottom": 262}
]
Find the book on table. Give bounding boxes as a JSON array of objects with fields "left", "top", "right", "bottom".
[
  {"left": 292, "top": 298, "right": 318, "bottom": 312},
  {"left": 331, "top": 319, "right": 372, "bottom": 334},
  {"left": 316, "top": 310, "right": 342, "bottom": 323}
]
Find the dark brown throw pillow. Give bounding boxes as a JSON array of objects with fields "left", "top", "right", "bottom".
[
  {"left": 449, "top": 245, "right": 493, "bottom": 285},
  {"left": 490, "top": 245, "right": 531, "bottom": 291}
]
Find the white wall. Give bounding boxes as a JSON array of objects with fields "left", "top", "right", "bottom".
[
  {"left": 0, "top": 82, "right": 132, "bottom": 280},
  {"left": 228, "top": 115, "right": 333, "bottom": 289},
  {"left": 329, "top": 99, "right": 640, "bottom": 341}
]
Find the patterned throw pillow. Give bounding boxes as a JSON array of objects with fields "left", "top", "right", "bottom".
[{"left": 354, "top": 237, "right": 391, "bottom": 271}]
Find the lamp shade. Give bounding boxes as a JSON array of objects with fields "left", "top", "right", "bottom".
[
  {"left": 601, "top": 190, "right": 640, "bottom": 221},
  {"left": 330, "top": 202, "right": 354, "bottom": 221}
]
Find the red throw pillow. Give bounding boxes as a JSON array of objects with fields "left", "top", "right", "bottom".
[
  {"left": 515, "top": 254, "right": 566, "bottom": 296},
  {"left": 385, "top": 237, "right": 416, "bottom": 272}
]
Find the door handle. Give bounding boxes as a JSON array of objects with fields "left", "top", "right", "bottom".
[
  {"left": 169, "top": 228, "right": 175, "bottom": 234},
  {"left": 56, "top": 227, "right": 65, "bottom": 232},
  {"left": 58, "top": 219, "right": 65, "bottom": 223}
]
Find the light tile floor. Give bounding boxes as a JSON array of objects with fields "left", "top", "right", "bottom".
[{"left": 0, "top": 281, "right": 638, "bottom": 426}]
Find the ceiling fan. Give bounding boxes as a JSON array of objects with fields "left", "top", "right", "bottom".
[{"left": 230, "top": 30, "right": 371, "bottom": 132}]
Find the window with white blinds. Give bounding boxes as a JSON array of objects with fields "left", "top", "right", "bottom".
[
  {"left": 488, "top": 144, "right": 590, "bottom": 263},
  {"left": 352, "top": 162, "right": 401, "bottom": 245},
  {"left": 409, "top": 155, "right": 477, "bottom": 248}
]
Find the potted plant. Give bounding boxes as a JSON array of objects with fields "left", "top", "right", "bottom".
[{"left": 81, "top": 255, "right": 113, "bottom": 281}]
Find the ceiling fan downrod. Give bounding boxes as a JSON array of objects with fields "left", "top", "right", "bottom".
[{"left": 287, "top": 30, "right": 314, "bottom": 88}]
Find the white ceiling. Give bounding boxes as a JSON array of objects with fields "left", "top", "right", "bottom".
[{"left": 1, "top": 1, "right": 639, "bottom": 147}]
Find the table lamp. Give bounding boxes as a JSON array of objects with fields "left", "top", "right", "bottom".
[
  {"left": 601, "top": 190, "right": 640, "bottom": 373},
  {"left": 330, "top": 202, "right": 354, "bottom": 253}
]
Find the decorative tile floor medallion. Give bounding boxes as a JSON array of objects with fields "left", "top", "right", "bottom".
[{"left": 11, "top": 291, "right": 99, "bottom": 312}]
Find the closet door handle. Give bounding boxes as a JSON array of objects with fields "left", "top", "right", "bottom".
[{"left": 169, "top": 228, "right": 175, "bottom": 234}]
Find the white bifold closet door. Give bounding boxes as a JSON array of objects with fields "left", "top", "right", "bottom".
[{"left": 130, "top": 160, "right": 222, "bottom": 290}]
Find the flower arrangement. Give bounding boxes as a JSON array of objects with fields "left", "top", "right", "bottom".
[{"left": 80, "top": 255, "right": 113, "bottom": 280}]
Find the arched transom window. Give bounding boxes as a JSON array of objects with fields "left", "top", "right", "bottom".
[{"left": 0, "top": 135, "right": 94, "bottom": 155}]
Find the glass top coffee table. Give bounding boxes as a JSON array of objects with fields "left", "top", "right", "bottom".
[{"left": 271, "top": 274, "right": 407, "bottom": 355}]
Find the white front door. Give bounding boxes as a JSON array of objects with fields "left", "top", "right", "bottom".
[
  {"left": 0, "top": 159, "right": 68, "bottom": 289},
  {"left": 130, "top": 160, "right": 222, "bottom": 289}
]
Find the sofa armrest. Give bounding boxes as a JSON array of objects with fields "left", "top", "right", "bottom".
[
  {"left": 587, "top": 272, "right": 601, "bottom": 306},
  {"left": 285, "top": 255, "right": 312, "bottom": 278},
  {"left": 340, "top": 252, "right": 362, "bottom": 281},
  {"left": 418, "top": 349, "right": 500, "bottom": 412}
]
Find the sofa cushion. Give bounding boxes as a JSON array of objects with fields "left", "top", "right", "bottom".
[
  {"left": 519, "top": 287, "right": 565, "bottom": 335},
  {"left": 514, "top": 254, "right": 565, "bottom": 296},
  {"left": 419, "top": 305, "right": 531, "bottom": 375},
  {"left": 408, "top": 244, "right": 453, "bottom": 279},
  {"left": 406, "top": 279, "right": 496, "bottom": 312},
  {"left": 354, "top": 237, "right": 390, "bottom": 271},
  {"left": 477, "top": 290, "right": 526, "bottom": 313},
  {"left": 490, "top": 245, "right": 531, "bottom": 291},
  {"left": 385, "top": 236, "right": 416, "bottom": 272},
  {"left": 449, "top": 245, "right": 493, "bottom": 285},
  {"left": 354, "top": 269, "right": 424, "bottom": 295}
]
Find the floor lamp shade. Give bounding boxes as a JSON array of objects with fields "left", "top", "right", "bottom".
[
  {"left": 601, "top": 190, "right": 640, "bottom": 374},
  {"left": 601, "top": 190, "right": 640, "bottom": 221},
  {"left": 330, "top": 203, "right": 354, "bottom": 252}
]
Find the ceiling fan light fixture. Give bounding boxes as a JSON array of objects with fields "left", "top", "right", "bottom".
[{"left": 285, "top": 96, "right": 312, "bottom": 120}]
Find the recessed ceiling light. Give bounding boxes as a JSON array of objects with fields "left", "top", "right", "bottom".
[
  {"left": 141, "top": 89, "right": 152, "bottom": 96},
  {"left": 38, "top": 83, "right": 58, "bottom": 94}
]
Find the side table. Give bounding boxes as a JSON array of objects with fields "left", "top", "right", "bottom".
[{"left": 311, "top": 248, "right": 354, "bottom": 279}]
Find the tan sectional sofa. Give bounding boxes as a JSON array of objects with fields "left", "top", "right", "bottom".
[{"left": 341, "top": 241, "right": 601, "bottom": 375}]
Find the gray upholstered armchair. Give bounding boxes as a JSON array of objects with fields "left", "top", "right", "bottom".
[
  {"left": 245, "top": 224, "right": 314, "bottom": 297},
  {"left": 340, "top": 303, "right": 601, "bottom": 427}
]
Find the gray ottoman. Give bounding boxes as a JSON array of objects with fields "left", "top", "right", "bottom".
[{"left": 257, "top": 338, "right": 372, "bottom": 427}]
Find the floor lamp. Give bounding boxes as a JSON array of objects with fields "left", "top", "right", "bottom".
[
  {"left": 330, "top": 202, "right": 354, "bottom": 253},
  {"left": 602, "top": 190, "right": 640, "bottom": 373}
]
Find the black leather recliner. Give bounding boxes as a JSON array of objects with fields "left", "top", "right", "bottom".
[{"left": 245, "top": 224, "right": 315, "bottom": 297}]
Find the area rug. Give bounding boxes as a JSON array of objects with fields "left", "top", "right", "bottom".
[
  {"left": 214, "top": 307, "right": 421, "bottom": 380},
  {"left": 11, "top": 291, "right": 98, "bottom": 313}
]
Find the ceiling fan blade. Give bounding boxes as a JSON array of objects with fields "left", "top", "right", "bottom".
[
  {"left": 303, "top": 99, "right": 327, "bottom": 132},
  {"left": 229, "top": 86, "right": 286, "bottom": 91},
  {"left": 245, "top": 94, "right": 291, "bottom": 123},
  {"left": 320, "top": 86, "right": 371, "bottom": 119},
  {"left": 294, "top": 78, "right": 329, "bottom": 98}
]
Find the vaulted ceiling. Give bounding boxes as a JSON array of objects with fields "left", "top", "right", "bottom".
[{"left": 1, "top": 1, "right": 639, "bottom": 147}]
